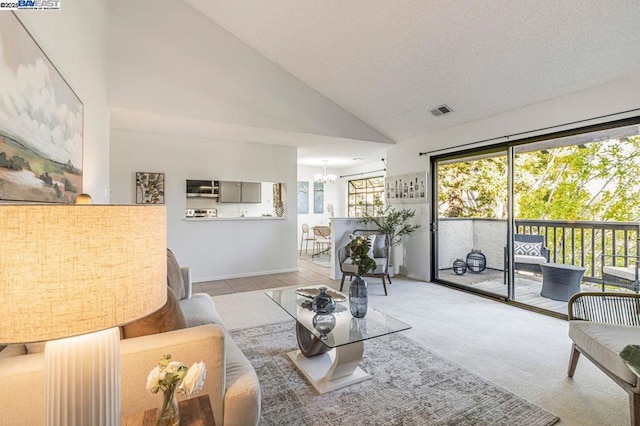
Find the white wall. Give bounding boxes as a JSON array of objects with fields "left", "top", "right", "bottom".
[
  {"left": 386, "top": 72, "right": 640, "bottom": 281},
  {"left": 110, "top": 128, "right": 298, "bottom": 281},
  {"left": 17, "top": 2, "right": 110, "bottom": 202}
]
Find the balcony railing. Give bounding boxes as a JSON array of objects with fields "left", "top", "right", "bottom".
[{"left": 516, "top": 219, "right": 640, "bottom": 284}]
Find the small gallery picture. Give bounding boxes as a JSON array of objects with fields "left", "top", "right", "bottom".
[
  {"left": 297, "top": 181, "right": 309, "bottom": 214},
  {"left": 136, "top": 172, "right": 165, "bottom": 204}
]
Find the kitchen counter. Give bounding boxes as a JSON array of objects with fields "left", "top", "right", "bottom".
[{"left": 183, "top": 216, "right": 286, "bottom": 221}]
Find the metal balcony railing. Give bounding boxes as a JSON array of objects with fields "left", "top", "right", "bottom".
[{"left": 516, "top": 219, "right": 640, "bottom": 284}]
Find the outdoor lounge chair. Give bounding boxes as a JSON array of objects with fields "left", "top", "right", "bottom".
[
  {"left": 601, "top": 254, "right": 640, "bottom": 292},
  {"left": 503, "top": 234, "right": 550, "bottom": 282},
  {"left": 568, "top": 292, "right": 640, "bottom": 425}
]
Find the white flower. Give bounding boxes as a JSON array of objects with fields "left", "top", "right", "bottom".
[
  {"left": 146, "top": 366, "right": 162, "bottom": 393},
  {"left": 179, "top": 362, "right": 207, "bottom": 396},
  {"left": 147, "top": 354, "right": 206, "bottom": 396}
]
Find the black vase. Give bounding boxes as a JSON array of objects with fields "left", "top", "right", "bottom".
[
  {"left": 349, "top": 275, "right": 368, "bottom": 318},
  {"left": 453, "top": 259, "right": 467, "bottom": 275},
  {"left": 312, "top": 287, "right": 336, "bottom": 314}
]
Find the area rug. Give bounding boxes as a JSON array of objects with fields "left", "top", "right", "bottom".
[{"left": 230, "top": 321, "right": 560, "bottom": 426}]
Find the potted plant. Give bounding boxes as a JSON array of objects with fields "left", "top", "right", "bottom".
[
  {"left": 357, "top": 199, "right": 421, "bottom": 275},
  {"left": 346, "top": 234, "right": 377, "bottom": 317}
]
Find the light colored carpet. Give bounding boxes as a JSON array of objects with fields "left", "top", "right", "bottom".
[
  {"left": 231, "top": 321, "right": 560, "bottom": 426},
  {"left": 213, "top": 277, "right": 629, "bottom": 425}
]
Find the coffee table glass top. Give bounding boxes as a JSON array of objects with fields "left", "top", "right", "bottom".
[{"left": 265, "top": 287, "right": 410, "bottom": 348}]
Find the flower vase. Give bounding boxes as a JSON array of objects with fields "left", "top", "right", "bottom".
[
  {"left": 312, "top": 287, "right": 336, "bottom": 314},
  {"left": 349, "top": 275, "right": 368, "bottom": 318},
  {"left": 157, "top": 385, "right": 180, "bottom": 426}
]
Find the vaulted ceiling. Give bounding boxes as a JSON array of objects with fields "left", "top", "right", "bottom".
[{"left": 109, "top": 0, "right": 640, "bottom": 168}]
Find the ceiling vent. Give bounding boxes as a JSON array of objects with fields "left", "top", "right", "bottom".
[{"left": 430, "top": 104, "right": 453, "bottom": 117}]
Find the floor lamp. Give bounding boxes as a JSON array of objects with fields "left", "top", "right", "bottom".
[{"left": 0, "top": 204, "right": 167, "bottom": 426}]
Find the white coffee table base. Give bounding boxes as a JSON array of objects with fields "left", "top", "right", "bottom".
[{"left": 287, "top": 340, "right": 370, "bottom": 394}]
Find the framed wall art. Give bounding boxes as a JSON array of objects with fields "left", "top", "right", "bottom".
[
  {"left": 313, "top": 182, "right": 324, "bottom": 214},
  {"left": 0, "top": 13, "right": 84, "bottom": 203},
  {"left": 297, "top": 181, "right": 309, "bottom": 214},
  {"left": 136, "top": 172, "right": 165, "bottom": 204},
  {"left": 385, "top": 172, "right": 427, "bottom": 204}
]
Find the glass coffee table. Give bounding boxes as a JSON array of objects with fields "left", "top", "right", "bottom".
[{"left": 266, "top": 286, "right": 410, "bottom": 394}]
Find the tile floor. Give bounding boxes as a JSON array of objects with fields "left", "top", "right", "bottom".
[{"left": 193, "top": 258, "right": 334, "bottom": 296}]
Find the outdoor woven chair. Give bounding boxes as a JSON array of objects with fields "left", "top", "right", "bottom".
[
  {"left": 601, "top": 254, "right": 640, "bottom": 293},
  {"left": 567, "top": 292, "right": 640, "bottom": 425}
]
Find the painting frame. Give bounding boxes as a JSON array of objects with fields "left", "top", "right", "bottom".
[
  {"left": 297, "top": 181, "right": 309, "bottom": 214},
  {"left": 136, "top": 172, "right": 165, "bottom": 204},
  {"left": 313, "top": 182, "right": 324, "bottom": 214},
  {"left": 0, "top": 12, "right": 84, "bottom": 203}
]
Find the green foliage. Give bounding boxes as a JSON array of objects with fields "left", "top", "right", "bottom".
[
  {"left": 438, "top": 135, "right": 640, "bottom": 222},
  {"left": 357, "top": 199, "right": 421, "bottom": 246},
  {"left": 346, "top": 235, "right": 377, "bottom": 275}
]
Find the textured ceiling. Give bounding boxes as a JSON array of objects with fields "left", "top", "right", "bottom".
[{"left": 183, "top": 0, "right": 640, "bottom": 143}]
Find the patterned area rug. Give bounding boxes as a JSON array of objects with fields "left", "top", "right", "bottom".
[{"left": 230, "top": 321, "right": 560, "bottom": 426}]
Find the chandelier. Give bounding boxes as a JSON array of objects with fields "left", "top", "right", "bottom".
[{"left": 314, "top": 160, "right": 337, "bottom": 184}]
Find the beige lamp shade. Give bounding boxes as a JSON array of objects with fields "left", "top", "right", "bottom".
[{"left": 0, "top": 205, "right": 167, "bottom": 343}]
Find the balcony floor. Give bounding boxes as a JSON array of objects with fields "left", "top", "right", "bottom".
[{"left": 437, "top": 268, "right": 605, "bottom": 315}]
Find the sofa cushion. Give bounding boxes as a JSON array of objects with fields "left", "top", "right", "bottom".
[
  {"left": 180, "top": 293, "right": 225, "bottom": 328},
  {"left": 122, "top": 288, "right": 186, "bottom": 339},
  {"left": 167, "top": 249, "right": 186, "bottom": 300},
  {"left": 0, "top": 344, "right": 27, "bottom": 358},
  {"left": 569, "top": 320, "right": 640, "bottom": 385},
  {"left": 341, "top": 257, "right": 387, "bottom": 275},
  {"left": 514, "top": 254, "right": 547, "bottom": 265}
]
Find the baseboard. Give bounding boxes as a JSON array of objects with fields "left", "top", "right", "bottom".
[{"left": 194, "top": 267, "right": 299, "bottom": 283}]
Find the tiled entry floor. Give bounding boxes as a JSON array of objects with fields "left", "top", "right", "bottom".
[{"left": 193, "top": 258, "right": 334, "bottom": 296}]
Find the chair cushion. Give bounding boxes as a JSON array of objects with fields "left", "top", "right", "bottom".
[
  {"left": 569, "top": 321, "right": 640, "bottom": 385},
  {"left": 167, "top": 249, "right": 186, "bottom": 300},
  {"left": 373, "top": 234, "right": 387, "bottom": 258},
  {"left": 342, "top": 257, "right": 387, "bottom": 275},
  {"left": 122, "top": 288, "right": 187, "bottom": 338},
  {"left": 603, "top": 266, "right": 637, "bottom": 282},
  {"left": 514, "top": 254, "right": 548, "bottom": 265},
  {"left": 514, "top": 240, "right": 542, "bottom": 256},
  {"left": 367, "top": 235, "right": 375, "bottom": 259}
]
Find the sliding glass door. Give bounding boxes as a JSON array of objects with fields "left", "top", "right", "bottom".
[
  {"left": 432, "top": 149, "right": 509, "bottom": 299},
  {"left": 431, "top": 119, "right": 640, "bottom": 316}
]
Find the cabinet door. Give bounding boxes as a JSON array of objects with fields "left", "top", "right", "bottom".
[
  {"left": 241, "top": 182, "right": 262, "bottom": 203},
  {"left": 219, "top": 181, "right": 242, "bottom": 203}
]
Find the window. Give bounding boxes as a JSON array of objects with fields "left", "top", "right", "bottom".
[{"left": 347, "top": 176, "right": 384, "bottom": 217}]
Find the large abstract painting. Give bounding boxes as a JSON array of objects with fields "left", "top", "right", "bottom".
[{"left": 0, "top": 13, "right": 83, "bottom": 203}]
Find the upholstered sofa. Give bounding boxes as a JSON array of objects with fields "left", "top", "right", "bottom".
[{"left": 0, "top": 257, "right": 260, "bottom": 426}]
